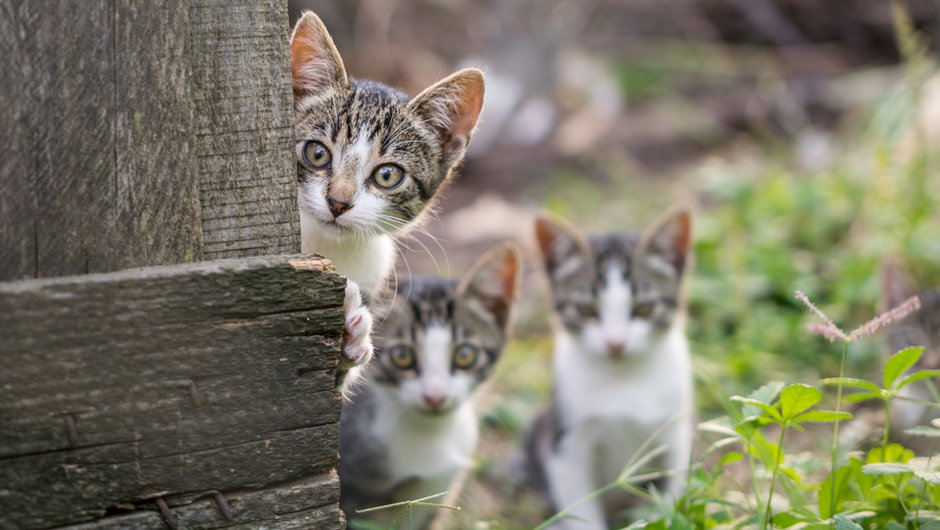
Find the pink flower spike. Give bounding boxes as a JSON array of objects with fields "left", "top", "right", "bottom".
[
  {"left": 795, "top": 290, "right": 847, "bottom": 336},
  {"left": 848, "top": 295, "right": 922, "bottom": 342},
  {"left": 806, "top": 322, "right": 850, "bottom": 342}
]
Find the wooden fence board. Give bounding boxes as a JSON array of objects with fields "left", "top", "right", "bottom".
[
  {"left": 190, "top": 0, "right": 299, "bottom": 260},
  {"left": 0, "top": 0, "right": 299, "bottom": 281},
  {"left": 0, "top": 255, "right": 344, "bottom": 529},
  {"left": 0, "top": 1, "right": 201, "bottom": 281}
]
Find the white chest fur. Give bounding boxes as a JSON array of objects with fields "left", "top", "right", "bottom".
[
  {"left": 299, "top": 210, "right": 395, "bottom": 295},
  {"left": 371, "top": 398, "right": 479, "bottom": 488},
  {"left": 553, "top": 328, "right": 693, "bottom": 475}
]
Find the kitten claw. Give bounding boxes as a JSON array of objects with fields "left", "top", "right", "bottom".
[{"left": 341, "top": 280, "right": 373, "bottom": 369}]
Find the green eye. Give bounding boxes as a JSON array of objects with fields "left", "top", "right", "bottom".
[
  {"left": 371, "top": 164, "right": 406, "bottom": 189},
  {"left": 633, "top": 301, "right": 654, "bottom": 318},
  {"left": 577, "top": 304, "right": 598, "bottom": 318},
  {"left": 388, "top": 345, "right": 415, "bottom": 370},
  {"left": 302, "top": 141, "right": 331, "bottom": 169},
  {"left": 453, "top": 344, "right": 479, "bottom": 369}
]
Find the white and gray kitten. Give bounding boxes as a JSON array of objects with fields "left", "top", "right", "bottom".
[
  {"left": 289, "top": 12, "right": 485, "bottom": 385},
  {"left": 339, "top": 244, "right": 520, "bottom": 529},
  {"left": 526, "top": 207, "right": 694, "bottom": 529}
]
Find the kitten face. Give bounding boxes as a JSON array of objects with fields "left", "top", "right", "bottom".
[
  {"left": 369, "top": 245, "right": 520, "bottom": 414},
  {"left": 536, "top": 208, "right": 691, "bottom": 359},
  {"left": 290, "top": 13, "right": 484, "bottom": 239}
]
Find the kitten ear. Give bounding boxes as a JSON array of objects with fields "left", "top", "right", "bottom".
[
  {"left": 881, "top": 256, "right": 912, "bottom": 309},
  {"left": 290, "top": 12, "right": 348, "bottom": 100},
  {"left": 637, "top": 205, "right": 692, "bottom": 279},
  {"left": 535, "top": 214, "right": 592, "bottom": 287},
  {"left": 408, "top": 68, "right": 485, "bottom": 167},
  {"left": 457, "top": 242, "right": 521, "bottom": 329}
]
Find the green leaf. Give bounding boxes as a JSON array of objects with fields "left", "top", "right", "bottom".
[
  {"left": 792, "top": 410, "right": 852, "bottom": 423},
  {"left": 779, "top": 384, "right": 821, "bottom": 420},
  {"left": 861, "top": 462, "right": 915, "bottom": 476},
  {"left": 915, "top": 470, "right": 940, "bottom": 484},
  {"left": 832, "top": 515, "right": 863, "bottom": 530},
  {"left": 749, "top": 380, "right": 786, "bottom": 405},
  {"left": 896, "top": 369, "right": 940, "bottom": 391},
  {"left": 819, "top": 377, "right": 882, "bottom": 392},
  {"left": 905, "top": 425, "right": 940, "bottom": 438},
  {"left": 884, "top": 346, "right": 925, "bottom": 389},
  {"left": 697, "top": 419, "right": 739, "bottom": 438},
  {"left": 842, "top": 391, "right": 883, "bottom": 403},
  {"left": 772, "top": 511, "right": 813, "bottom": 527},
  {"left": 818, "top": 463, "right": 856, "bottom": 519},
  {"left": 866, "top": 443, "right": 915, "bottom": 463},
  {"left": 731, "top": 396, "right": 781, "bottom": 422},
  {"left": 719, "top": 451, "right": 744, "bottom": 466}
]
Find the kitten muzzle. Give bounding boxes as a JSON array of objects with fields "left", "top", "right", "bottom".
[{"left": 327, "top": 196, "right": 352, "bottom": 218}]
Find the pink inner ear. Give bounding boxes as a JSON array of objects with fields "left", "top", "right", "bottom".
[
  {"left": 672, "top": 213, "right": 691, "bottom": 254},
  {"left": 497, "top": 251, "right": 519, "bottom": 300},
  {"left": 535, "top": 219, "right": 558, "bottom": 259},
  {"left": 451, "top": 79, "right": 484, "bottom": 138},
  {"left": 290, "top": 15, "right": 343, "bottom": 98}
]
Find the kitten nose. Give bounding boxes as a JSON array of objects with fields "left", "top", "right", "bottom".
[
  {"left": 607, "top": 341, "right": 624, "bottom": 358},
  {"left": 424, "top": 393, "right": 445, "bottom": 411},
  {"left": 326, "top": 197, "right": 352, "bottom": 218}
]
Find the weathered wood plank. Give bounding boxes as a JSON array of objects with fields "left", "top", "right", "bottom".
[
  {"left": 190, "top": 0, "right": 300, "bottom": 259},
  {"left": 0, "top": 255, "right": 344, "bottom": 529},
  {"left": 0, "top": 1, "right": 202, "bottom": 281},
  {"left": 109, "top": 0, "right": 202, "bottom": 271},
  {"left": 59, "top": 473, "right": 344, "bottom": 529}
]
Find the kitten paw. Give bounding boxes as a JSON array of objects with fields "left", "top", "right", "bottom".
[{"left": 341, "top": 280, "right": 373, "bottom": 369}]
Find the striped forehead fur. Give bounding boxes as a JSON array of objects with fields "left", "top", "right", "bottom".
[
  {"left": 294, "top": 79, "right": 451, "bottom": 225},
  {"left": 589, "top": 234, "right": 639, "bottom": 280}
]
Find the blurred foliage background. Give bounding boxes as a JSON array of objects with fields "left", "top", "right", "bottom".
[{"left": 289, "top": 0, "right": 940, "bottom": 527}]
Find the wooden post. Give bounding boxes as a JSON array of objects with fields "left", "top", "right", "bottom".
[
  {"left": 0, "top": 1, "right": 344, "bottom": 528},
  {"left": 0, "top": 0, "right": 299, "bottom": 281}
]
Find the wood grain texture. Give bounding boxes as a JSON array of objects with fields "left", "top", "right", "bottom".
[
  {"left": 60, "top": 474, "right": 344, "bottom": 529},
  {"left": 0, "top": 1, "right": 201, "bottom": 281},
  {"left": 0, "top": 0, "right": 299, "bottom": 281},
  {"left": 190, "top": 0, "right": 300, "bottom": 259},
  {"left": 0, "top": 255, "right": 344, "bottom": 529}
]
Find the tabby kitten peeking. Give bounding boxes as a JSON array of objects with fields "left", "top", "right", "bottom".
[
  {"left": 526, "top": 206, "right": 694, "bottom": 529},
  {"left": 339, "top": 243, "right": 520, "bottom": 529},
  {"left": 289, "top": 12, "right": 485, "bottom": 385}
]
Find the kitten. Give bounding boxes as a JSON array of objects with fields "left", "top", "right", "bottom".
[
  {"left": 338, "top": 244, "right": 520, "bottom": 529},
  {"left": 882, "top": 258, "right": 940, "bottom": 431},
  {"left": 289, "top": 12, "right": 485, "bottom": 383},
  {"left": 526, "top": 207, "right": 694, "bottom": 529}
]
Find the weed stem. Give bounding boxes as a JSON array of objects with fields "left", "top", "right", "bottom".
[{"left": 828, "top": 341, "right": 849, "bottom": 522}]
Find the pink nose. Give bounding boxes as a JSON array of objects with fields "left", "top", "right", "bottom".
[
  {"left": 607, "top": 341, "right": 624, "bottom": 358},
  {"left": 424, "top": 394, "right": 445, "bottom": 410}
]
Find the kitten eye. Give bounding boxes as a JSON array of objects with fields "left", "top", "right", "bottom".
[
  {"left": 388, "top": 345, "right": 415, "bottom": 370},
  {"left": 302, "top": 141, "right": 332, "bottom": 169},
  {"left": 453, "top": 343, "right": 479, "bottom": 370},
  {"left": 371, "top": 164, "right": 406, "bottom": 189},
  {"left": 632, "top": 301, "right": 655, "bottom": 318},
  {"left": 576, "top": 303, "right": 598, "bottom": 319}
]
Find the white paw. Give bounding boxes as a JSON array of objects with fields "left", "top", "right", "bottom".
[{"left": 341, "top": 280, "right": 373, "bottom": 369}]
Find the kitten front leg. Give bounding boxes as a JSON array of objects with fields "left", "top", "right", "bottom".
[
  {"left": 337, "top": 280, "right": 373, "bottom": 391},
  {"left": 545, "top": 433, "right": 606, "bottom": 530},
  {"left": 663, "top": 420, "right": 693, "bottom": 501}
]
